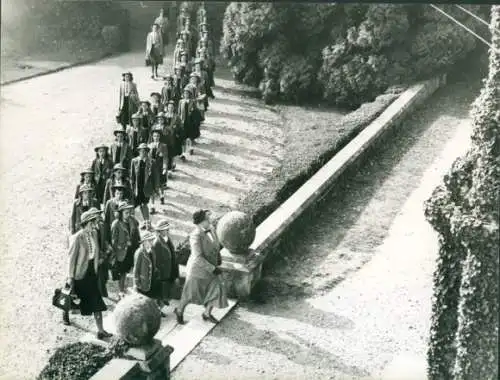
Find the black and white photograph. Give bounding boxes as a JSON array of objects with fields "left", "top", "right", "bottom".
[{"left": 0, "top": 1, "right": 498, "bottom": 379}]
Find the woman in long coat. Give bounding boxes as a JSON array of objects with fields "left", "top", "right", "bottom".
[
  {"left": 164, "top": 100, "right": 183, "bottom": 170},
  {"left": 74, "top": 168, "right": 98, "bottom": 202},
  {"left": 103, "top": 163, "right": 133, "bottom": 206},
  {"left": 145, "top": 23, "right": 164, "bottom": 79},
  {"left": 91, "top": 144, "right": 113, "bottom": 207},
  {"left": 139, "top": 100, "right": 155, "bottom": 129},
  {"left": 174, "top": 209, "right": 228, "bottom": 324},
  {"left": 67, "top": 208, "right": 111, "bottom": 339},
  {"left": 118, "top": 72, "right": 140, "bottom": 130}
]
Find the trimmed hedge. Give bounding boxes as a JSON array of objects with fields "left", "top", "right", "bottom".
[
  {"left": 175, "top": 87, "right": 400, "bottom": 264},
  {"left": 220, "top": 3, "right": 489, "bottom": 108},
  {"left": 1, "top": 0, "right": 130, "bottom": 57},
  {"left": 37, "top": 339, "right": 130, "bottom": 380},
  {"left": 424, "top": 5, "right": 499, "bottom": 379}
]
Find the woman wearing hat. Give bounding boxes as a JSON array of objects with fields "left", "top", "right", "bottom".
[
  {"left": 91, "top": 145, "right": 113, "bottom": 207},
  {"left": 110, "top": 202, "right": 135, "bottom": 298},
  {"left": 127, "top": 113, "right": 150, "bottom": 156},
  {"left": 133, "top": 231, "right": 167, "bottom": 316},
  {"left": 160, "top": 74, "right": 175, "bottom": 108},
  {"left": 118, "top": 72, "right": 140, "bottom": 130},
  {"left": 138, "top": 100, "right": 155, "bottom": 129},
  {"left": 145, "top": 23, "right": 164, "bottom": 79},
  {"left": 130, "top": 143, "right": 159, "bottom": 230},
  {"left": 151, "top": 111, "right": 167, "bottom": 134},
  {"left": 179, "top": 50, "right": 192, "bottom": 76},
  {"left": 164, "top": 101, "right": 183, "bottom": 171},
  {"left": 174, "top": 209, "right": 228, "bottom": 324},
  {"left": 173, "top": 65, "right": 188, "bottom": 107},
  {"left": 103, "top": 163, "right": 133, "bottom": 207},
  {"left": 148, "top": 127, "right": 169, "bottom": 208},
  {"left": 74, "top": 168, "right": 98, "bottom": 200},
  {"left": 178, "top": 86, "right": 194, "bottom": 160},
  {"left": 70, "top": 184, "right": 100, "bottom": 235},
  {"left": 110, "top": 128, "right": 133, "bottom": 170},
  {"left": 103, "top": 183, "right": 126, "bottom": 244},
  {"left": 173, "top": 39, "right": 185, "bottom": 67},
  {"left": 152, "top": 220, "right": 179, "bottom": 308},
  {"left": 150, "top": 92, "right": 164, "bottom": 116},
  {"left": 67, "top": 208, "right": 111, "bottom": 339}
]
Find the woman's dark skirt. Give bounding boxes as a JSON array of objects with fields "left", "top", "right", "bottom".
[
  {"left": 95, "top": 180, "right": 106, "bottom": 206},
  {"left": 97, "top": 260, "right": 109, "bottom": 298},
  {"left": 137, "top": 277, "right": 163, "bottom": 300},
  {"left": 74, "top": 259, "right": 107, "bottom": 316},
  {"left": 148, "top": 45, "right": 163, "bottom": 66},
  {"left": 119, "top": 96, "right": 131, "bottom": 127},
  {"left": 111, "top": 250, "right": 134, "bottom": 280},
  {"left": 185, "top": 112, "right": 201, "bottom": 140},
  {"left": 134, "top": 188, "right": 150, "bottom": 207}
]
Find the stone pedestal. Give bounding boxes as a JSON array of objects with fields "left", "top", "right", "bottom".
[
  {"left": 219, "top": 247, "right": 264, "bottom": 298},
  {"left": 124, "top": 339, "right": 174, "bottom": 380}
]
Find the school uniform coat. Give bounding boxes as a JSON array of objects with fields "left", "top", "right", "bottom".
[
  {"left": 154, "top": 235, "right": 179, "bottom": 282},
  {"left": 127, "top": 125, "right": 150, "bottom": 154},
  {"left": 91, "top": 156, "right": 113, "bottom": 204},
  {"left": 111, "top": 219, "right": 130, "bottom": 262},
  {"left": 129, "top": 156, "right": 158, "bottom": 199},
  {"left": 103, "top": 197, "right": 121, "bottom": 243},
  {"left": 148, "top": 141, "right": 169, "bottom": 173},
  {"left": 68, "top": 228, "right": 101, "bottom": 281},
  {"left": 163, "top": 114, "right": 183, "bottom": 157},
  {"left": 118, "top": 82, "right": 140, "bottom": 126},
  {"left": 134, "top": 246, "right": 157, "bottom": 293},
  {"left": 145, "top": 31, "right": 164, "bottom": 63},
  {"left": 109, "top": 142, "right": 133, "bottom": 169}
]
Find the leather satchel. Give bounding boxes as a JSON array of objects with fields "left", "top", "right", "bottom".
[{"left": 52, "top": 286, "right": 78, "bottom": 312}]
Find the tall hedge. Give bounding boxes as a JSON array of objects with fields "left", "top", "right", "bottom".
[
  {"left": 221, "top": 4, "right": 489, "bottom": 108},
  {"left": 424, "top": 5, "right": 499, "bottom": 379}
]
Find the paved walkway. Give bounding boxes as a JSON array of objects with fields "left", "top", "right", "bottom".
[{"left": 0, "top": 51, "right": 284, "bottom": 379}]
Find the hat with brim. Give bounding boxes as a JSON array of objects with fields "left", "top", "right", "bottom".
[
  {"left": 150, "top": 92, "right": 161, "bottom": 98},
  {"left": 156, "top": 112, "right": 166, "bottom": 119},
  {"left": 131, "top": 113, "right": 142, "bottom": 120},
  {"left": 114, "top": 129, "right": 126, "bottom": 136},
  {"left": 122, "top": 72, "right": 133, "bottom": 79},
  {"left": 94, "top": 144, "right": 108, "bottom": 153},
  {"left": 163, "top": 74, "right": 173, "bottom": 80},
  {"left": 79, "top": 184, "right": 94, "bottom": 194},
  {"left": 80, "top": 168, "right": 94, "bottom": 176},
  {"left": 117, "top": 202, "right": 134, "bottom": 212},
  {"left": 140, "top": 231, "right": 156, "bottom": 243},
  {"left": 176, "top": 38, "right": 183, "bottom": 44},
  {"left": 113, "top": 163, "right": 126, "bottom": 172},
  {"left": 81, "top": 207, "right": 102, "bottom": 225},
  {"left": 180, "top": 50, "right": 187, "bottom": 56},
  {"left": 137, "top": 143, "right": 150, "bottom": 151},
  {"left": 167, "top": 100, "right": 175, "bottom": 106},
  {"left": 112, "top": 184, "right": 126, "bottom": 191},
  {"left": 153, "top": 219, "right": 170, "bottom": 231},
  {"left": 140, "top": 100, "right": 151, "bottom": 106},
  {"left": 193, "top": 209, "right": 210, "bottom": 225},
  {"left": 151, "top": 127, "right": 163, "bottom": 134},
  {"left": 190, "top": 72, "right": 200, "bottom": 78}
]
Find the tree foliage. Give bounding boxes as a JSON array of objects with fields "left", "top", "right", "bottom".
[
  {"left": 425, "top": 5, "right": 499, "bottom": 379},
  {"left": 221, "top": 3, "right": 490, "bottom": 108}
]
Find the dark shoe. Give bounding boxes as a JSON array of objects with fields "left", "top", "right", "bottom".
[
  {"left": 202, "top": 313, "right": 219, "bottom": 324},
  {"left": 189, "top": 149, "right": 194, "bottom": 155},
  {"left": 160, "top": 311, "right": 167, "bottom": 318},
  {"left": 180, "top": 155, "right": 186, "bottom": 162},
  {"left": 160, "top": 197, "right": 165, "bottom": 205},
  {"left": 97, "top": 330, "right": 112, "bottom": 340},
  {"left": 151, "top": 75, "right": 155, "bottom": 79},
  {"left": 150, "top": 207, "right": 157, "bottom": 215},
  {"left": 62, "top": 314, "right": 71, "bottom": 326},
  {"left": 174, "top": 308, "right": 185, "bottom": 325}
]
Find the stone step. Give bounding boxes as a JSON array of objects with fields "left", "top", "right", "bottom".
[{"left": 81, "top": 298, "right": 238, "bottom": 372}]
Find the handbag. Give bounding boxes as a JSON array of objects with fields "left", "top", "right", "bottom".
[{"left": 52, "top": 285, "right": 78, "bottom": 312}]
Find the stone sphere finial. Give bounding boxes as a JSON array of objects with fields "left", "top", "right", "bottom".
[
  {"left": 113, "top": 293, "right": 161, "bottom": 346},
  {"left": 216, "top": 211, "right": 256, "bottom": 255}
]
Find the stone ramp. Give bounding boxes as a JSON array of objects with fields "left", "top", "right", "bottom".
[{"left": 81, "top": 298, "right": 238, "bottom": 372}]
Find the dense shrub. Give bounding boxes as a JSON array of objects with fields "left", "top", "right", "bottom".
[
  {"left": 1, "top": 0, "right": 130, "bottom": 56},
  {"left": 37, "top": 339, "right": 130, "bottom": 380},
  {"left": 221, "top": 3, "right": 490, "bottom": 108},
  {"left": 424, "top": 5, "right": 499, "bottom": 379},
  {"left": 101, "top": 26, "right": 122, "bottom": 53}
]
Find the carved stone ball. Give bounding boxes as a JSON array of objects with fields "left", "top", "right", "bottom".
[
  {"left": 216, "top": 211, "right": 256, "bottom": 255},
  {"left": 113, "top": 293, "right": 161, "bottom": 346}
]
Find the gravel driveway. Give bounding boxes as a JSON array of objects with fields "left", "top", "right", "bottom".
[{"left": 0, "top": 51, "right": 283, "bottom": 380}]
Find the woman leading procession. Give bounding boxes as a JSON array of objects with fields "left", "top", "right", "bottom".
[{"left": 145, "top": 23, "right": 164, "bottom": 80}]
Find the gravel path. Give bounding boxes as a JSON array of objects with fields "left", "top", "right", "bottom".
[
  {"left": 0, "top": 51, "right": 283, "bottom": 380},
  {"left": 171, "top": 70, "right": 482, "bottom": 379}
]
